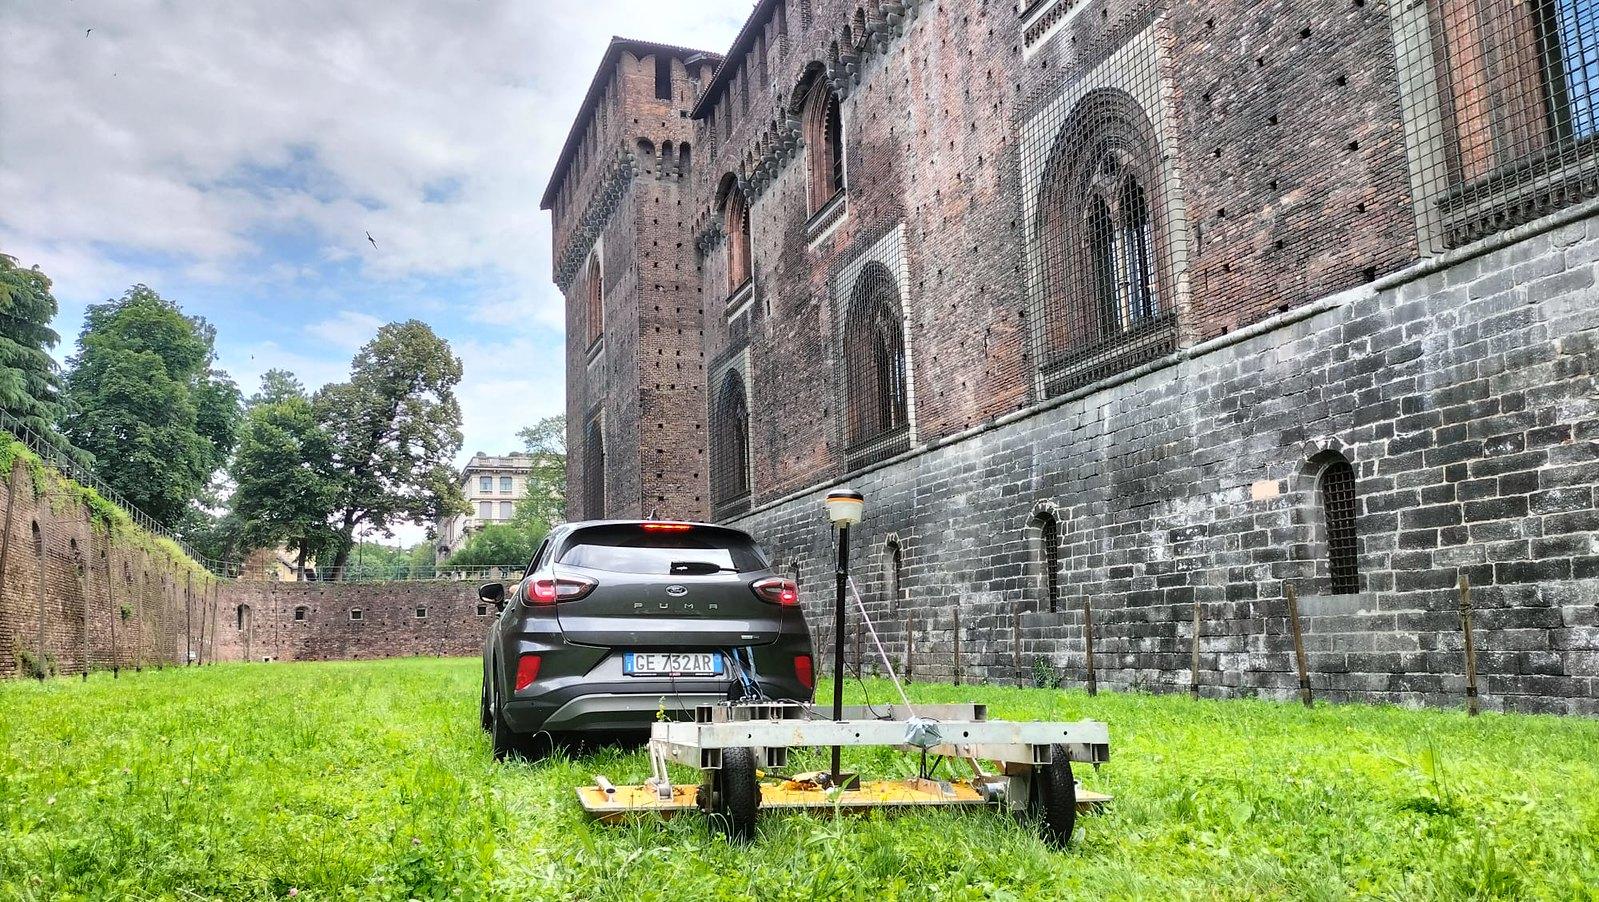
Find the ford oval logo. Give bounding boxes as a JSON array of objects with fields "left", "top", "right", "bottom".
[{"left": 666, "top": 585, "right": 688, "bottom": 597}]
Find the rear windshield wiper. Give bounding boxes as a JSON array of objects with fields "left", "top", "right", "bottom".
[{"left": 669, "top": 561, "right": 736, "bottom": 575}]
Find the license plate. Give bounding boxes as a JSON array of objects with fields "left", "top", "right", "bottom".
[{"left": 623, "top": 652, "right": 722, "bottom": 677}]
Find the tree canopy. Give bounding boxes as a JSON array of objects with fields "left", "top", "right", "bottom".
[
  {"left": 229, "top": 371, "right": 339, "bottom": 579},
  {"left": 315, "top": 320, "right": 466, "bottom": 577},
  {"left": 515, "top": 413, "right": 567, "bottom": 532},
  {"left": 0, "top": 253, "right": 74, "bottom": 454},
  {"left": 60, "top": 285, "right": 241, "bottom": 525}
]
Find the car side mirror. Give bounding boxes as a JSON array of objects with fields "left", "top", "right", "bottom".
[{"left": 478, "top": 582, "right": 506, "bottom": 608}]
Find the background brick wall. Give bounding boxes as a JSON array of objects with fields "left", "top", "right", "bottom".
[{"left": 211, "top": 581, "right": 496, "bottom": 663}]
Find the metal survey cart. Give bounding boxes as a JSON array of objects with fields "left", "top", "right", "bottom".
[{"left": 576, "top": 700, "right": 1111, "bottom": 845}]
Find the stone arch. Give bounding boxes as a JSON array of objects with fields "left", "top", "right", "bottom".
[
  {"left": 716, "top": 172, "right": 752, "bottom": 293},
  {"left": 881, "top": 532, "right": 906, "bottom": 615},
  {"left": 842, "top": 261, "right": 909, "bottom": 452},
  {"left": 710, "top": 369, "right": 752, "bottom": 519},
  {"left": 1035, "top": 88, "right": 1176, "bottom": 392},
  {"left": 1303, "top": 449, "right": 1360, "bottom": 595},
  {"left": 1024, "top": 501, "right": 1064, "bottom": 614},
  {"left": 636, "top": 137, "right": 655, "bottom": 174},
  {"left": 800, "top": 72, "right": 845, "bottom": 213}
]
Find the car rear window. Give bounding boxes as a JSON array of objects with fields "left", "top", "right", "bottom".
[{"left": 556, "top": 524, "right": 770, "bottom": 574}]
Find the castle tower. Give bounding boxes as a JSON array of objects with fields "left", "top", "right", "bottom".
[{"left": 542, "top": 38, "right": 721, "bottom": 521}]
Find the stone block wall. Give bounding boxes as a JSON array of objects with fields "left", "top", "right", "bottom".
[{"left": 734, "top": 209, "right": 1599, "bottom": 715}]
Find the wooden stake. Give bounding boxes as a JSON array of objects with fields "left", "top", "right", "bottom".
[
  {"left": 1012, "top": 600, "right": 1022, "bottom": 687},
  {"left": 1459, "top": 575, "right": 1479, "bottom": 717},
  {"left": 1082, "top": 595, "right": 1098, "bottom": 696},
  {"left": 952, "top": 607, "right": 962, "bottom": 686},
  {"left": 1285, "top": 583, "right": 1312, "bottom": 707},
  {"left": 905, "top": 616, "right": 915, "bottom": 683},
  {"left": 185, "top": 571, "right": 194, "bottom": 665},
  {"left": 853, "top": 628, "right": 863, "bottom": 680},
  {"left": 1189, "top": 597, "right": 1202, "bottom": 700}
]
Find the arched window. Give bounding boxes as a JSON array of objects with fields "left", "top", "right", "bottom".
[
  {"left": 585, "top": 251, "right": 603, "bottom": 347},
  {"left": 1040, "top": 514, "right": 1062, "bottom": 613},
  {"left": 235, "top": 604, "right": 249, "bottom": 631},
  {"left": 802, "top": 76, "right": 845, "bottom": 213},
  {"left": 1318, "top": 455, "right": 1359, "bottom": 594},
  {"left": 843, "top": 261, "right": 910, "bottom": 463},
  {"left": 1035, "top": 89, "right": 1176, "bottom": 395},
  {"left": 718, "top": 175, "right": 752, "bottom": 294},
  {"left": 1028, "top": 505, "right": 1063, "bottom": 613},
  {"left": 884, "top": 538, "right": 904, "bottom": 614},
  {"left": 636, "top": 137, "right": 655, "bottom": 175},
  {"left": 583, "top": 417, "right": 605, "bottom": 519},
  {"left": 710, "top": 371, "right": 752, "bottom": 519}
]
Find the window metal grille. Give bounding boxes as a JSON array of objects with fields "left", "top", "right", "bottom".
[
  {"left": 1395, "top": 0, "right": 1599, "bottom": 249},
  {"left": 885, "top": 539, "right": 904, "bottom": 614},
  {"left": 842, "top": 260, "right": 911, "bottom": 469},
  {"left": 1319, "top": 459, "right": 1359, "bottom": 595},
  {"left": 709, "top": 370, "right": 752, "bottom": 519},
  {"left": 1040, "top": 514, "right": 1062, "bottom": 613},
  {"left": 1020, "top": 72, "right": 1181, "bottom": 398},
  {"left": 582, "top": 417, "right": 605, "bottom": 519}
]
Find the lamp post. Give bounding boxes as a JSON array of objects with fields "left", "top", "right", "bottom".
[{"left": 824, "top": 488, "right": 864, "bottom": 785}]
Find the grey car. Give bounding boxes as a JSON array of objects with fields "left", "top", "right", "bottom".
[{"left": 478, "top": 520, "right": 815, "bottom": 760}]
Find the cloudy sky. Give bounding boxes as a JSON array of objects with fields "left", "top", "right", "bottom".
[{"left": 0, "top": 0, "right": 749, "bottom": 465}]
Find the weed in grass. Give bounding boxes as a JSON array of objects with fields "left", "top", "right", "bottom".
[{"left": 0, "top": 660, "right": 1597, "bottom": 900}]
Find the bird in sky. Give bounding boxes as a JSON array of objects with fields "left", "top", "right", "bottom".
[
  {"left": 365, "top": 231, "right": 378, "bottom": 250},
  {"left": 85, "top": 28, "right": 92, "bottom": 36}
]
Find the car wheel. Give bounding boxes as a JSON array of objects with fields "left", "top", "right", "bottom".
[
  {"left": 479, "top": 675, "right": 492, "bottom": 732},
  {"left": 707, "top": 747, "right": 761, "bottom": 842},
  {"left": 1029, "top": 743, "right": 1077, "bottom": 849}
]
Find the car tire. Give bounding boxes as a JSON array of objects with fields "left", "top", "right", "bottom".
[
  {"left": 479, "top": 676, "right": 492, "bottom": 732},
  {"left": 488, "top": 673, "right": 533, "bottom": 762},
  {"left": 1029, "top": 743, "right": 1077, "bottom": 849},
  {"left": 708, "top": 747, "right": 761, "bottom": 842}
]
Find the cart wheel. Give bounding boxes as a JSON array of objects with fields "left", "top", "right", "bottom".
[
  {"left": 709, "top": 747, "right": 761, "bottom": 842},
  {"left": 1030, "top": 744, "right": 1077, "bottom": 849}
]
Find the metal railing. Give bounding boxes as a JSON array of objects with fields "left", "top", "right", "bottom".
[{"left": 0, "top": 409, "right": 220, "bottom": 572}]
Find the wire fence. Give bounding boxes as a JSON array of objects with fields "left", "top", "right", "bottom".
[{"left": 1, "top": 408, "right": 220, "bottom": 572}]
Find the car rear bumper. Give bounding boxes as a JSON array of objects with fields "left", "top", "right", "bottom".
[
  {"left": 531, "top": 691, "right": 728, "bottom": 733},
  {"left": 502, "top": 673, "right": 811, "bottom": 735}
]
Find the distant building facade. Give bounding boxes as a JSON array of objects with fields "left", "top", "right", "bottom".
[
  {"left": 545, "top": 4, "right": 1599, "bottom": 714},
  {"left": 434, "top": 452, "right": 539, "bottom": 561}
]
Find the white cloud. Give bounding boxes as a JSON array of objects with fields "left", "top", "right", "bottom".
[
  {"left": 1, "top": 0, "right": 750, "bottom": 452},
  {"left": 308, "top": 310, "right": 386, "bottom": 351}
]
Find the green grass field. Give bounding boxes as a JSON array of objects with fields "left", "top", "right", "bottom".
[{"left": 1, "top": 659, "right": 1596, "bottom": 901}]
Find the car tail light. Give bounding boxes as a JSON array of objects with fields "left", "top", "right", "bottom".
[
  {"left": 751, "top": 577, "right": 798, "bottom": 606},
  {"left": 793, "top": 654, "right": 814, "bottom": 690},
  {"left": 514, "top": 654, "right": 541, "bottom": 691},
  {"left": 528, "top": 574, "right": 597, "bottom": 604},
  {"left": 640, "top": 522, "right": 693, "bottom": 531}
]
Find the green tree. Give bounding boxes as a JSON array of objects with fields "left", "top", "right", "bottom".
[
  {"left": 516, "top": 413, "right": 567, "bottom": 530},
  {"left": 315, "top": 320, "right": 467, "bottom": 578},
  {"left": 229, "top": 371, "right": 338, "bottom": 580},
  {"left": 60, "top": 286, "right": 242, "bottom": 525},
  {"left": 444, "top": 520, "right": 547, "bottom": 568},
  {"left": 0, "top": 253, "right": 74, "bottom": 453}
]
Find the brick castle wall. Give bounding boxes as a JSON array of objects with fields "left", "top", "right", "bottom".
[
  {"left": 732, "top": 211, "right": 1599, "bottom": 715},
  {"left": 0, "top": 458, "right": 497, "bottom": 677},
  {"left": 0, "top": 459, "right": 211, "bottom": 677}
]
